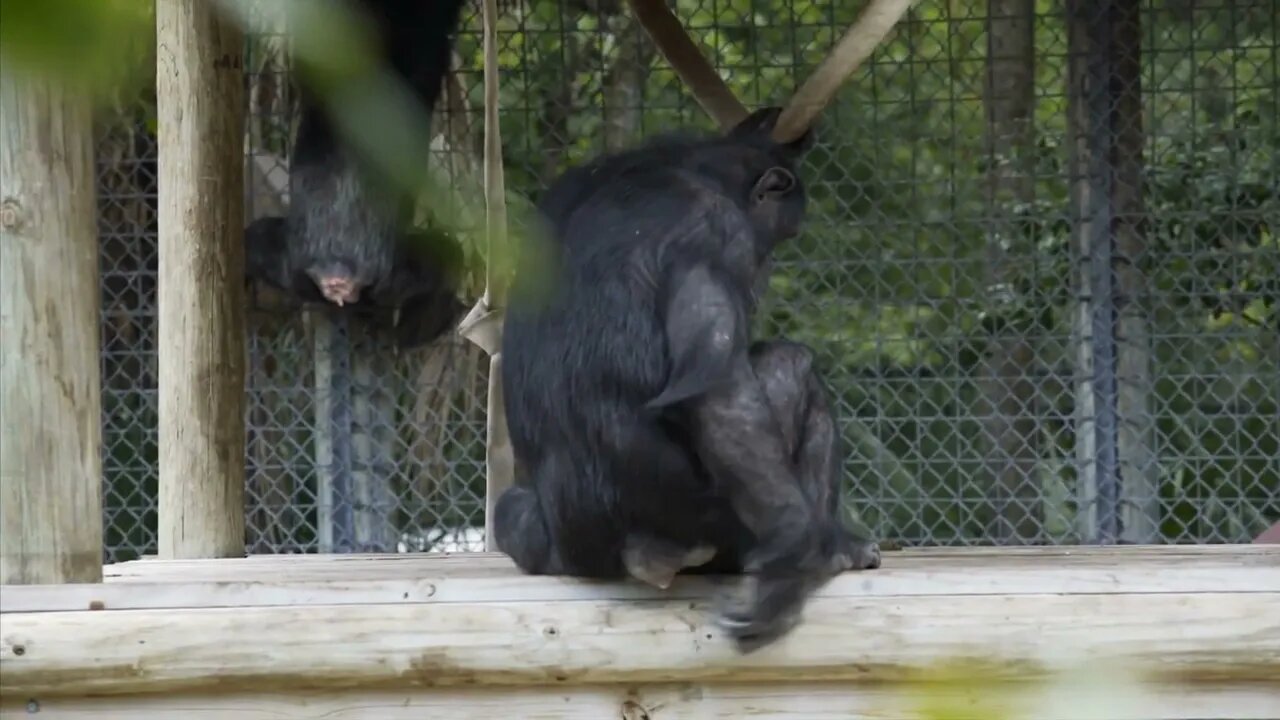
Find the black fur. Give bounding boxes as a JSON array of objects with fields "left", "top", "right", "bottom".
[
  {"left": 245, "top": 0, "right": 468, "bottom": 349},
  {"left": 494, "top": 108, "right": 880, "bottom": 653}
]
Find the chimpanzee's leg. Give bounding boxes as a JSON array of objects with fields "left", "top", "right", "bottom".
[
  {"left": 496, "top": 409, "right": 725, "bottom": 583},
  {"left": 688, "top": 340, "right": 878, "bottom": 649},
  {"left": 622, "top": 533, "right": 717, "bottom": 589},
  {"left": 748, "top": 341, "right": 880, "bottom": 575},
  {"left": 492, "top": 466, "right": 566, "bottom": 576},
  {"left": 611, "top": 416, "right": 736, "bottom": 587}
]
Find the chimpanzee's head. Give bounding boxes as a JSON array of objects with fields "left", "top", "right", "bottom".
[{"left": 725, "top": 107, "right": 813, "bottom": 252}]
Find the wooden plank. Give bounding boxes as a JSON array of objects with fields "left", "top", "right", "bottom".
[
  {"left": 4, "top": 682, "right": 1278, "bottom": 720},
  {"left": 106, "top": 543, "right": 1280, "bottom": 570},
  {"left": 2, "top": 591, "right": 1276, "bottom": 697},
  {"left": 97, "top": 544, "right": 1280, "bottom": 581},
  {"left": 5, "top": 544, "right": 1272, "bottom": 613},
  {"left": 111, "top": 544, "right": 1275, "bottom": 566},
  {"left": 4, "top": 550, "right": 1278, "bottom": 613},
  {"left": 155, "top": 0, "right": 248, "bottom": 559},
  {"left": 98, "top": 545, "right": 1279, "bottom": 584},
  {"left": 0, "top": 48, "right": 103, "bottom": 585}
]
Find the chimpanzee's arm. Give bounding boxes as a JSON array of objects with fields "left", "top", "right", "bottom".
[
  {"left": 393, "top": 286, "right": 465, "bottom": 349},
  {"left": 244, "top": 216, "right": 293, "bottom": 293},
  {"left": 381, "top": 229, "right": 465, "bottom": 305},
  {"left": 381, "top": 229, "right": 467, "bottom": 349},
  {"left": 646, "top": 262, "right": 752, "bottom": 409}
]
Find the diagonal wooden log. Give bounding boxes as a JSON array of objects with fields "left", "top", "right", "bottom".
[
  {"left": 624, "top": 0, "right": 747, "bottom": 130},
  {"left": 627, "top": 0, "right": 914, "bottom": 142},
  {"left": 772, "top": 0, "right": 916, "bottom": 143}
]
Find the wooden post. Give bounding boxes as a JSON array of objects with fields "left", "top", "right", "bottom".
[
  {"left": 156, "top": 0, "right": 247, "bottom": 559},
  {"left": 0, "top": 66, "right": 104, "bottom": 585}
]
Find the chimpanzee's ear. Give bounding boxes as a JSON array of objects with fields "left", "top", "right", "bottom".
[{"left": 751, "top": 167, "right": 798, "bottom": 203}]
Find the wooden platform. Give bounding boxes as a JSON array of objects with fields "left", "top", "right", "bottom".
[{"left": 1, "top": 545, "right": 1277, "bottom": 719}]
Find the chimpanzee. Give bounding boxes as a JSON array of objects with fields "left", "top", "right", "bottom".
[
  {"left": 244, "top": 0, "right": 468, "bottom": 349},
  {"left": 493, "top": 108, "right": 881, "bottom": 652}
]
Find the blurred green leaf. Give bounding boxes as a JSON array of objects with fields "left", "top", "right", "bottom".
[{"left": 0, "top": 0, "right": 153, "bottom": 93}]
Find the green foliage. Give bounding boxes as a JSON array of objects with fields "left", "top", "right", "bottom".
[{"left": 0, "top": 0, "right": 153, "bottom": 97}]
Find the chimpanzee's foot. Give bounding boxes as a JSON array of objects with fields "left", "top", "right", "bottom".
[
  {"left": 852, "top": 540, "right": 882, "bottom": 569},
  {"left": 826, "top": 532, "right": 882, "bottom": 574},
  {"left": 623, "top": 535, "right": 717, "bottom": 589},
  {"left": 715, "top": 536, "right": 874, "bottom": 654},
  {"left": 715, "top": 573, "right": 810, "bottom": 653}
]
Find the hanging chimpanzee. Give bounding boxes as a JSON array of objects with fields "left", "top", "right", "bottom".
[{"left": 243, "top": 0, "right": 468, "bottom": 350}]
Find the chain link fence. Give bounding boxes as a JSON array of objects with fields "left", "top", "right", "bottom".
[{"left": 97, "top": 0, "right": 1278, "bottom": 562}]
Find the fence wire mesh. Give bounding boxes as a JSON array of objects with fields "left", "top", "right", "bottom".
[{"left": 98, "top": 0, "right": 1279, "bottom": 562}]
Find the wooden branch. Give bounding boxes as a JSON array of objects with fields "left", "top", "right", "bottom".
[
  {"left": 0, "top": 64, "right": 103, "bottom": 585},
  {"left": 156, "top": 0, "right": 248, "bottom": 558},
  {"left": 773, "top": 0, "right": 915, "bottom": 142},
  {"left": 1, "top": 547, "right": 1276, "bottom": 699},
  {"left": 626, "top": 0, "right": 747, "bottom": 130}
]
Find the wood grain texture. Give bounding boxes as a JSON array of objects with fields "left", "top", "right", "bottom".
[
  {"left": 155, "top": 0, "right": 247, "bottom": 559},
  {"left": 3, "top": 545, "right": 1277, "bottom": 613},
  {"left": 0, "top": 63, "right": 103, "bottom": 585},
  {"left": 1, "top": 547, "right": 1277, "bottom": 698},
  {"left": 1, "top": 591, "right": 1275, "bottom": 696},
  {"left": 2, "top": 547, "right": 1275, "bottom": 717},
  {"left": 4, "top": 682, "right": 1278, "bottom": 720}
]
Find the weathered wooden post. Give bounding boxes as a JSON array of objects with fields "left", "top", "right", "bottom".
[
  {"left": 0, "top": 63, "right": 104, "bottom": 585},
  {"left": 155, "top": 0, "right": 247, "bottom": 558}
]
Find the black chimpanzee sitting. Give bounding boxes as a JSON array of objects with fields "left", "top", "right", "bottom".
[{"left": 493, "top": 108, "right": 881, "bottom": 652}]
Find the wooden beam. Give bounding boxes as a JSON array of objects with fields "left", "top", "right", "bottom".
[
  {"left": 0, "top": 59, "right": 104, "bottom": 584},
  {"left": 155, "top": 0, "right": 248, "bottom": 558},
  {"left": 4, "top": 546, "right": 1278, "bottom": 613},
  {"left": 772, "top": 0, "right": 916, "bottom": 142},
  {"left": 625, "top": 0, "right": 748, "bottom": 129},
  {"left": 1, "top": 548, "right": 1276, "bottom": 698},
  {"left": 4, "top": 682, "right": 1278, "bottom": 720},
  {"left": 2, "top": 591, "right": 1275, "bottom": 696}
]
